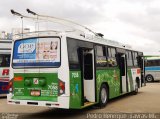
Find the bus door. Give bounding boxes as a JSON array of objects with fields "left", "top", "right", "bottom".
[
  {"left": 142, "top": 57, "right": 146, "bottom": 86},
  {"left": 137, "top": 56, "right": 146, "bottom": 86},
  {"left": 80, "top": 48, "right": 95, "bottom": 104},
  {"left": 118, "top": 54, "right": 127, "bottom": 94}
]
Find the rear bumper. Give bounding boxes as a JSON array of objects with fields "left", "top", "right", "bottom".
[
  {"left": 0, "top": 94, "right": 7, "bottom": 97},
  {"left": 7, "top": 93, "right": 69, "bottom": 109}
]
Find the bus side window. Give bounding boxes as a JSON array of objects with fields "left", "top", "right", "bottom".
[
  {"left": 67, "top": 38, "right": 93, "bottom": 69},
  {"left": 126, "top": 51, "right": 133, "bottom": 66},
  {"left": 0, "top": 55, "right": 2, "bottom": 66},
  {"left": 95, "top": 45, "right": 107, "bottom": 68},
  {"left": 1, "top": 56, "right": 6, "bottom": 67},
  {"left": 67, "top": 39, "right": 80, "bottom": 69},
  {"left": 145, "top": 60, "right": 148, "bottom": 66},
  {"left": 107, "top": 47, "right": 117, "bottom": 67},
  {"left": 6, "top": 55, "right": 10, "bottom": 67},
  {"left": 148, "top": 60, "right": 152, "bottom": 66},
  {"left": 133, "top": 52, "right": 138, "bottom": 66},
  {"left": 158, "top": 60, "right": 160, "bottom": 66},
  {"left": 0, "top": 55, "right": 10, "bottom": 67}
]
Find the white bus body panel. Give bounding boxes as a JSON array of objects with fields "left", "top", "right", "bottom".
[
  {"left": 7, "top": 35, "right": 70, "bottom": 109},
  {"left": 131, "top": 68, "right": 141, "bottom": 91}
]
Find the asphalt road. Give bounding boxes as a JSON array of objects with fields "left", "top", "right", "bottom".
[{"left": 0, "top": 83, "right": 160, "bottom": 119}]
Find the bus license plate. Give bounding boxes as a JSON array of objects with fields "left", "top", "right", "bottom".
[{"left": 30, "top": 90, "right": 41, "bottom": 96}]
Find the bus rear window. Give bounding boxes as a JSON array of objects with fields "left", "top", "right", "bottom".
[
  {"left": 0, "top": 55, "right": 10, "bottom": 67},
  {"left": 13, "top": 37, "right": 60, "bottom": 68}
]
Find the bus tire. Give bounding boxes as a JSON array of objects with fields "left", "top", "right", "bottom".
[
  {"left": 98, "top": 84, "right": 108, "bottom": 108},
  {"left": 145, "top": 74, "right": 154, "bottom": 82},
  {"left": 133, "top": 82, "right": 138, "bottom": 95}
]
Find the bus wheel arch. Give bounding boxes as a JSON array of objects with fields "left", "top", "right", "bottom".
[
  {"left": 145, "top": 74, "right": 154, "bottom": 82},
  {"left": 98, "top": 82, "right": 109, "bottom": 108}
]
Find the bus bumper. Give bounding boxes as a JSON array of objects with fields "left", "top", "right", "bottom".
[
  {"left": 0, "top": 94, "right": 7, "bottom": 97},
  {"left": 7, "top": 93, "right": 70, "bottom": 109}
]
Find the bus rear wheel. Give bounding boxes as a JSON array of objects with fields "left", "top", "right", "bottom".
[
  {"left": 98, "top": 84, "right": 108, "bottom": 108},
  {"left": 146, "top": 75, "right": 154, "bottom": 82}
]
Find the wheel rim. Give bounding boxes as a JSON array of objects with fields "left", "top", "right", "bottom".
[
  {"left": 147, "top": 76, "right": 153, "bottom": 82},
  {"left": 101, "top": 88, "right": 107, "bottom": 104}
]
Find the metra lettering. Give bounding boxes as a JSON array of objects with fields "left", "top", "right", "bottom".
[
  {"left": 48, "top": 83, "right": 58, "bottom": 90},
  {"left": 18, "top": 43, "right": 35, "bottom": 53}
]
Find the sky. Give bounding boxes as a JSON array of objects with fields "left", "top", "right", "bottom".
[{"left": 0, "top": 0, "right": 160, "bottom": 55}]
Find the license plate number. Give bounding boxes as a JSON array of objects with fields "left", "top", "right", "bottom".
[{"left": 31, "top": 90, "right": 41, "bottom": 96}]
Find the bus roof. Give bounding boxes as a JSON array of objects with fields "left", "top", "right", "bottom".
[
  {"left": 12, "top": 30, "right": 142, "bottom": 53},
  {"left": 145, "top": 56, "right": 160, "bottom": 60}
]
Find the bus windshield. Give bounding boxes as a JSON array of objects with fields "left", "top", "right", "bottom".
[
  {"left": 0, "top": 54, "right": 10, "bottom": 67},
  {"left": 12, "top": 37, "right": 60, "bottom": 68}
]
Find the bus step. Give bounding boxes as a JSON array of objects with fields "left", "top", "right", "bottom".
[{"left": 81, "top": 102, "right": 95, "bottom": 108}]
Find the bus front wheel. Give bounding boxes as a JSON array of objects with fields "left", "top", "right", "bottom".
[
  {"left": 146, "top": 75, "right": 154, "bottom": 82},
  {"left": 98, "top": 84, "right": 108, "bottom": 108}
]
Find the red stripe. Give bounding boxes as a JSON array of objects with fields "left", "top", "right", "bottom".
[{"left": 0, "top": 78, "right": 9, "bottom": 82}]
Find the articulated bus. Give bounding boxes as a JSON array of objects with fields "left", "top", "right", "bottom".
[
  {"left": 145, "top": 56, "right": 160, "bottom": 82},
  {"left": 7, "top": 30, "right": 145, "bottom": 109},
  {"left": 0, "top": 39, "right": 12, "bottom": 96}
]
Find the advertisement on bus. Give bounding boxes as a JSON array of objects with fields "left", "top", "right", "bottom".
[{"left": 13, "top": 37, "right": 60, "bottom": 68}]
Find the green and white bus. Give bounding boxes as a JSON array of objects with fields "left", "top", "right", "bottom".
[{"left": 7, "top": 11, "right": 145, "bottom": 109}]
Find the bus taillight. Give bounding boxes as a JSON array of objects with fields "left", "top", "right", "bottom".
[
  {"left": 14, "top": 76, "right": 23, "bottom": 81},
  {"left": 8, "top": 78, "right": 13, "bottom": 93},
  {"left": 58, "top": 79, "right": 65, "bottom": 96}
]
